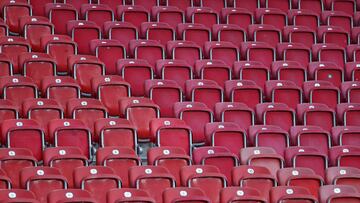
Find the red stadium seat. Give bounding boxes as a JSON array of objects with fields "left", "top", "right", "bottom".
[
  {"left": 297, "top": 103, "right": 336, "bottom": 132},
  {"left": 0, "top": 100, "right": 18, "bottom": 124},
  {"left": 151, "top": 6, "right": 185, "bottom": 29},
  {"left": 186, "top": 7, "right": 219, "bottom": 29},
  {"left": 132, "top": 0, "right": 160, "bottom": 12},
  {"left": 214, "top": 102, "right": 254, "bottom": 130},
  {"left": 156, "top": 59, "right": 193, "bottom": 91},
  {"left": 0, "top": 189, "right": 38, "bottom": 202},
  {"left": 329, "top": 146, "right": 360, "bottom": 169},
  {"left": 64, "top": 0, "right": 90, "bottom": 12},
  {"left": 166, "top": 40, "right": 202, "bottom": 67},
  {"left": 166, "top": 0, "right": 193, "bottom": 11},
  {"left": 177, "top": 23, "right": 211, "bottom": 48},
  {"left": 303, "top": 81, "right": 340, "bottom": 110},
  {"left": 326, "top": 166, "right": 360, "bottom": 192},
  {"left": 117, "top": 5, "right": 150, "bottom": 31},
  {"left": 163, "top": 187, "right": 211, "bottom": 203},
  {"left": 295, "top": 0, "right": 324, "bottom": 15},
  {"left": 345, "top": 62, "right": 360, "bottom": 81},
  {"left": 233, "top": 0, "right": 260, "bottom": 13},
  {"left": 103, "top": 21, "right": 138, "bottom": 51},
  {"left": 195, "top": 60, "right": 231, "bottom": 89},
  {"left": 0, "top": 19, "right": 8, "bottom": 37},
  {"left": 224, "top": 80, "right": 263, "bottom": 109},
  {"left": 312, "top": 43, "right": 346, "bottom": 69},
  {"left": 129, "top": 39, "right": 165, "bottom": 70},
  {"left": 271, "top": 61, "right": 307, "bottom": 87},
  {"left": 319, "top": 185, "right": 360, "bottom": 203},
  {"left": 220, "top": 8, "right": 254, "bottom": 30},
  {"left": 283, "top": 25, "right": 317, "bottom": 48},
  {"left": 248, "top": 24, "right": 281, "bottom": 48},
  {"left": 1, "top": 0, "right": 31, "bottom": 34},
  {"left": 277, "top": 43, "right": 311, "bottom": 68},
  {"left": 288, "top": 10, "right": 320, "bottom": 31},
  {"left": 240, "top": 42, "right": 276, "bottom": 68},
  {"left": 322, "top": 11, "right": 353, "bottom": 33},
  {"left": 317, "top": 26, "right": 350, "bottom": 48},
  {"left": 140, "top": 22, "right": 175, "bottom": 47},
  {"left": 266, "top": 0, "right": 292, "bottom": 11},
  {"left": 308, "top": 62, "right": 343, "bottom": 88},
  {"left": 256, "top": 103, "right": 296, "bottom": 132},
  {"left": 255, "top": 8, "right": 287, "bottom": 30},
  {"left": 265, "top": 80, "right": 302, "bottom": 110},
  {"left": 0, "top": 36, "right": 31, "bottom": 74},
  {"left": 0, "top": 54, "right": 12, "bottom": 77},
  {"left": 212, "top": 24, "right": 246, "bottom": 48},
  {"left": 336, "top": 103, "right": 360, "bottom": 126},
  {"left": 28, "top": 0, "right": 52, "bottom": 16},
  {"left": 81, "top": 4, "right": 114, "bottom": 32},
  {"left": 331, "top": 126, "right": 360, "bottom": 146},
  {"left": 48, "top": 189, "right": 96, "bottom": 203},
  {"left": 220, "top": 187, "right": 267, "bottom": 203},
  {"left": 203, "top": 42, "right": 239, "bottom": 67},
  {"left": 270, "top": 186, "right": 317, "bottom": 203},
  {"left": 107, "top": 188, "right": 155, "bottom": 203},
  {"left": 45, "top": 3, "right": 78, "bottom": 35},
  {"left": 67, "top": 20, "right": 101, "bottom": 55}
]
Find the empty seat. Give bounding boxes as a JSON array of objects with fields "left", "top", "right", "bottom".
[
  {"left": 224, "top": 79, "right": 263, "bottom": 109},
  {"left": 270, "top": 186, "right": 317, "bottom": 203},
  {"left": 277, "top": 43, "right": 311, "bottom": 68},
  {"left": 328, "top": 0, "right": 356, "bottom": 13},
  {"left": 119, "top": 97, "right": 160, "bottom": 140},
  {"left": 0, "top": 148, "right": 37, "bottom": 188},
  {"left": 166, "top": 40, "right": 202, "bottom": 67},
  {"left": 68, "top": 55, "right": 105, "bottom": 94},
  {"left": 48, "top": 119, "right": 92, "bottom": 160},
  {"left": 285, "top": 146, "right": 328, "bottom": 178},
  {"left": 48, "top": 189, "right": 96, "bottom": 203},
  {"left": 200, "top": 0, "right": 227, "bottom": 13},
  {"left": 96, "top": 146, "right": 140, "bottom": 188},
  {"left": 288, "top": 9, "right": 320, "bottom": 31},
  {"left": 195, "top": 60, "right": 231, "bottom": 89},
  {"left": 297, "top": 103, "right": 336, "bottom": 132},
  {"left": 0, "top": 189, "right": 38, "bottom": 202},
  {"left": 277, "top": 167, "right": 324, "bottom": 199},
  {"left": 205, "top": 122, "right": 246, "bottom": 155},
  {"left": 0, "top": 54, "right": 12, "bottom": 77},
  {"left": 64, "top": 0, "right": 91, "bottom": 12},
  {"left": 186, "top": 7, "right": 219, "bottom": 29},
  {"left": 117, "top": 5, "right": 150, "bottom": 31},
  {"left": 240, "top": 147, "right": 284, "bottom": 177},
  {"left": 326, "top": 166, "right": 360, "bottom": 192},
  {"left": 331, "top": 126, "right": 360, "bottom": 146},
  {"left": 319, "top": 185, "right": 360, "bottom": 203},
  {"left": 204, "top": 42, "right": 239, "bottom": 67},
  {"left": 129, "top": 166, "right": 175, "bottom": 202},
  {"left": 271, "top": 61, "right": 307, "bottom": 87},
  {"left": 163, "top": 187, "right": 211, "bottom": 203},
  {"left": 346, "top": 44, "right": 360, "bottom": 62},
  {"left": 214, "top": 102, "right": 254, "bottom": 131},
  {"left": 283, "top": 25, "right": 317, "bottom": 48},
  {"left": 74, "top": 166, "right": 121, "bottom": 203},
  {"left": 0, "top": 100, "right": 18, "bottom": 123},
  {"left": 345, "top": 62, "right": 360, "bottom": 81},
  {"left": 18, "top": 52, "right": 56, "bottom": 87},
  {"left": 220, "top": 187, "right": 267, "bottom": 203},
  {"left": 107, "top": 188, "right": 155, "bottom": 203},
  {"left": 336, "top": 103, "right": 360, "bottom": 126},
  {"left": 351, "top": 26, "right": 360, "bottom": 44},
  {"left": 212, "top": 24, "right": 246, "bottom": 48},
  {"left": 177, "top": 23, "right": 211, "bottom": 48},
  {"left": 41, "top": 35, "right": 77, "bottom": 74},
  {"left": 256, "top": 103, "right": 296, "bottom": 132},
  {"left": 248, "top": 125, "right": 290, "bottom": 156},
  {"left": 132, "top": 0, "right": 160, "bottom": 12},
  {"left": 166, "top": 0, "right": 193, "bottom": 11},
  {"left": 145, "top": 79, "right": 182, "bottom": 117},
  {"left": 312, "top": 43, "right": 346, "bottom": 69},
  {"left": 255, "top": 8, "right": 287, "bottom": 30},
  {"left": 295, "top": 0, "right": 324, "bottom": 15},
  {"left": 248, "top": 24, "right": 281, "bottom": 48},
  {"left": 185, "top": 79, "right": 223, "bottom": 111},
  {"left": 233, "top": 0, "right": 260, "bottom": 13},
  {"left": 220, "top": 8, "right": 254, "bottom": 30},
  {"left": 0, "top": 19, "right": 8, "bottom": 37},
  {"left": 129, "top": 39, "right": 165, "bottom": 70},
  {"left": 0, "top": 36, "right": 31, "bottom": 74},
  {"left": 20, "top": 166, "right": 67, "bottom": 203},
  {"left": 67, "top": 20, "right": 101, "bottom": 55},
  {"left": 43, "top": 147, "right": 87, "bottom": 188},
  {"left": 303, "top": 81, "right": 340, "bottom": 109},
  {"left": 147, "top": 147, "right": 191, "bottom": 187},
  {"left": 318, "top": 26, "right": 350, "bottom": 48},
  {"left": 329, "top": 146, "right": 360, "bottom": 169},
  {"left": 240, "top": 42, "right": 275, "bottom": 68},
  {"left": 81, "top": 4, "right": 114, "bottom": 31},
  {"left": 151, "top": 6, "right": 185, "bottom": 29},
  {"left": 90, "top": 39, "right": 126, "bottom": 75},
  {"left": 45, "top": 3, "right": 78, "bottom": 35},
  {"left": 308, "top": 62, "right": 343, "bottom": 88},
  {"left": 181, "top": 165, "right": 226, "bottom": 203},
  {"left": 290, "top": 125, "right": 331, "bottom": 155},
  {"left": 103, "top": 21, "right": 138, "bottom": 51},
  {"left": 1, "top": 0, "right": 31, "bottom": 34},
  {"left": 265, "top": 80, "right": 302, "bottom": 110},
  {"left": 174, "top": 102, "right": 213, "bottom": 144},
  {"left": 117, "top": 59, "right": 153, "bottom": 97},
  {"left": 140, "top": 22, "right": 175, "bottom": 47},
  {"left": 322, "top": 11, "right": 353, "bottom": 33}
]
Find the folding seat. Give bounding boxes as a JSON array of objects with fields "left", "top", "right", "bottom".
[
  {"left": 224, "top": 80, "right": 263, "bottom": 110},
  {"left": 185, "top": 79, "right": 223, "bottom": 112},
  {"left": 329, "top": 146, "right": 360, "bottom": 169},
  {"left": 345, "top": 62, "right": 360, "bottom": 81},
  {"left": 147, "top": 147, "right": 191, "bottom": 186},
  {"left": 297, "top": 103, "right": 336, "bottom": 132},
  {"left": 119, "top": 97, "right": 160, "bottom": 140},
  {"left": 312, "top": 43, "right": 346, "bottom": 68},
  {"left": 43, "top": 147, "right": 87, "bottom": 188},
  {"left": 18, "top": 52, "right": 56, "bottom": 87},
  {"left": 220, "top": 8, "right": 253, "bottom": 30},
  {"left": 240, "top": 146, "right": 284, "bottom": 178},
  {"left": 265, "top": 80, "right": 302, "bottom": 110},
  {"left": 270, "top": 186, "right": 318, "bottom": 203},
  {"left": 265, "top": 0, "right": 293, "bottom": 11},
  {"left": 0, "top": 99, "right": 18, "bottom": 124},
  {"left": 215, "top": 102, "right": 254, "bottom": 130},
  {"left": 90, "top": 39, "right": 126, "bottom": 75},
  {"left": 64, "top": 0, "right": 90, "bottom": 12},
  {"left": 295, "top": 0, "right": 324, "bottom": 15},
  {"left": 240, "top": 42, "right": 276, "bottom": 68},
  {"left": 68, "top": 55, "right": 105, "bottom": 95},
  {"left": 174, "top": 102, "right": 213, "bottom": 144},
  {"left": 48, "top": 119, "right": 92, "bottom": 160},
  {"left": 277, "top": 167, "right": 324, "bottom": 199},
  {"left": 131, "top": 0, "right": 160, "bottom": 12},
  {"left": 0, "top": 189, "right": 38, "bottom": 202},
  {"left": 0, "top": 148, "right": 37, "bottom": 188},
  {"left": 186, "top": 7, "right": 219, "bottom": 29},
  {"left": 308, "top": 62, "right": 344, "bottom": 88},
  {"left": 248, "top": 24, "right": 281, "bottom": 48},
  {"left": 45, "top": 3, "right": 78, "bottom": 35},
  {"left": 177, "top": 23, "right": 211, "bottom": 48},
  {"left": 220, "top": 187, "right": 267, "bottom": 203},
  {"left": 277, "top": 43, "right": 311, "bottom": 68},
  {"left": 205, "top": 122, "right": 247, "bottom": 155},
  {"left": 164, "top": 187, "right": 211, "bottom": 203},
  {"left": 193, "top": 146, "right": 238, "bottom": 185},
  {"left": 40, "top": 35, "right": 77, "bottom": 74},
  {"left": 232, "top": 165, "right": 276, "bottom": 201},
  {"left": 319, "top": 185, "right": 360, "bottom": 203},
  {"left": 140, "top": 22, "right": 175, "bottom": 47},
  {"left": 322, "top": 11, "right": 353, "bottom": 34},
  {"left": 129, "top": 39, "right": 165, "bottom": 69},
  {"left": 150, "top": 118, "right": 192, "bottom": 155},
  {"left": 129, "top": 166, "right": 175, "bottom": 202},
  {"left": 199, "top": 0, "right": 227, "bottom": 14},
  {"left": 117, "top": 5, "right": 150, "bottom": 31},
  {"left": 285, "top": 146, "right": 328, "bottom": 178},
  {"left": 212, "top": 24, "right": 246, "bottom": 48},
  {"left": 20, "top": 166, "right": 67, "bottom": 203},
  {"left": 107, "top": 188, "right": 155, "bottom": 203},
  {"left": 332, "top": 126, "right": 360, "bottom": 146},
  {"left": 303, "top": 81, "right": 340, "bottom": 110},
  {"left": 317, "top": 26, "right": 350, "bottom": 48},
  {"left": 0, "top": 19, "right": 8, "bottom": 37},
  {"left": 151, "top": 6, "right": 185, "bottom": 29},
  {"left": 103, "top": 21, "right": 138, "bottom": 51},
  {"left": 0, "top": 36, "right": 31, "bottom": 74},
  {"left": 96, "top": 147, "right": 140, "bottom": 188},
  {"left": 346, "top": 44, "right": 360, "bottom": 62},
  {"left": 0, "top": 54, "right": 12, "bottom": 77},
  {"left": 48, "top": 189, "right": 96, "bottom": 203},
  {"left": 326, "top": 167, "right": 360, "bottom": 192},
  {"left": 155, "top": 59, "right": 193, "bottom": 91},
  {"left": 166, "top": 40, "right": 202, "bottom": 67},
  {"left": 272, "top": 61, "right": 307, "bottom": 87},
  {"left": 117, "top": 59, "right": 153, "bottom": 97},
  {"left": 283, "top": 26, "right": 317, "bottom": 48},
  {"left": 165, "top": 0, "right": 193, "bottom": 12},
  {"left": 145, "top": 79, "right": 182, "bottom": 117},
  {"left": 232, "top": 0, "right": 259, "bottom": 13},
  {"left": 337, "top": 103, "right": 360, "bottom": 126},
  {"left": 255, "top": 8, "right": 287, "bottom": 30},
  {"left": 180, "top": 165, "right": 226, "bottom": 203},
  {"left": 288, "top": 10, "right": 320, "bottom": 31},
  {"left": 203, "top": 42, "right": 239, "bottom": 67},
  {"left": 194, "top": 60, "right": 231, "bottom": 89},
  {"left": 74, "top": 166, "right": 121, "bottom": 203},
  {"left": 290, "top": 126, "right": 331, "bottom": 155},
  {"left": 66, "top": 20, "right": 101, "bottom": 55},
  {"left": 0, "top": 0, "right": 31, "bottom": 34},
  {"left": 351, "top": 27, "right": 360, "bottom": 44},
  {"left": 81, "top": 4, "right": 114, "bottom": 31}
]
